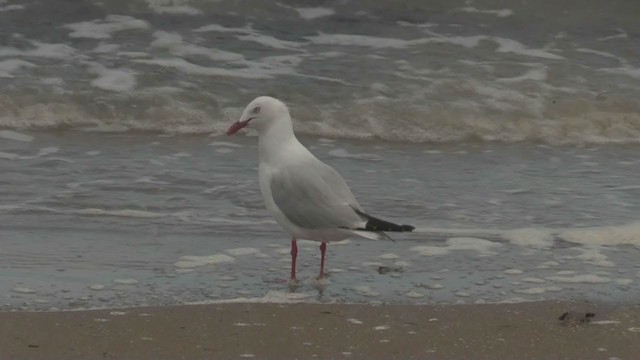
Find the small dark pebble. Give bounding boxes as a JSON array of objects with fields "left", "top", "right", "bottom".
[
  {"left": 378, "top": 266, "right": 404, "bottom": 275},
  {"left": 558, "top": 311, "right": 596, "bottom": 324},
  {"left": 28, "top": 344, "right": 39, "bottom": 348}
]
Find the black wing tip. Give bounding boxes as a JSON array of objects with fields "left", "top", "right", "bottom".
[
  {"left": 400, "top": 224, "right": 415, "bottom": 232},
  {"left": 351, "top": 207, "right": 414, "bottom": 233},
  {"left": 364, "top": 218, "right": 415, "bottom": 233}
]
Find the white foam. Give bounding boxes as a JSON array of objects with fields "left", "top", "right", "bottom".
[
  {"left": 327, "top": 148, "right": 381, "bottom": 161},
  {"left": 522, "top": 277, "right": 545, "bottom": 283},
  {"left": 135, "top": 57, "right": 275, "bottom": 79},
  {"left": 88, "top": 64, "right": 136, "bottom": 92},
  {"left": 558, "top": 222, "right": 640, "bottom": 246},
  {"left": 0, "top": 130, "right": 33, "bottom": 142},
  {"left": 89, "top": 284, "right": 105, "bottom": 290},
  {"left": 0, "top": 3, "right": 23, "bottom": 11},
  {"left": 236, "top": 33, "right": 302, "bottom": 50},
  {"left": 148, "top": 4, "right": 202, "bottom": 15},
  {"left": 73, "top": 208, "right": 167, "bottom": 218},
  {"left": 195, "top": 23, "right": 301, "bottom": 50},
  {"left": 571, "top": 247, "right": 615, "bottom": 267},
  {"left": 353, "top": 285, "right": 380, "bottom": 297},
  {"left": 513, "top": 286, "right": 562, "bottom": 294},
  {"left": 598, "top": 29, "right": 628, "bottom": 41},
  {"left": 193, "top": 24, "right": 250, "bottom": 34},
  {"left": 93, "top": 43, "right": 120, "bottom": 53},
  {"left": 174, "top": 254, "right": 235, "bottom": 268},
  {"left": 504, "top": 269, "right": 523, "bottom": 275},
  {"left": 113, "top": 278, "right": 139, "bottom": 285},
  {"left": 33, "top": 147, "right": 57, "bottom": 158},
  {"left": 410, "top": 237, "right": 502, "bottom": 256},
  {"left": 497, "top": 66, "right": 547, "bottom": 83},
  {"left": 295, "top": 7, "right": 335, "bottom": 20},
  {"left": 225, "top": 247, "right": 261, "bottom": 256},
  {"left": 0, "top": 41, "right": 76, "bottom": 59},
  {"left": 502, "top": 227, "right": 554, "bottom": 248},
  {"left": 209, "top": 141, "right": 243, "bottom": 148},
  {"left": 11, "top": 287, "right": 35, "bottom": 294},
  {"left": 0, "top": 59, "right": 35, "bottom": 78},
  {"left": 546, "top": 274, "right": 611, "bottom": 284},
  {"left": 379, "top": 253, "right": 399, "bottom": 260},
  {"left": 347, "top": 318, "right": 363, "bottom": 324},
  {"left": 305, "top": 33, "right": 407, "bottom": 48},
  {"left": 492, "top": 37, "right": 564, "bottom": 60},
  {"left": 406, "top": 291, "right": 425, "bottom": 298},
  {"left": 373, "top": 325, "right": 389, "bottom": 331},
  {"left": 600, "top": 66, "right": 640, "bottom": 80},
  {"left": 64, "top": 15, "right": 149, "bottom": 39},
  {"left": 190, "top": 290, "right": 313, "bottom": 304},
  {"left": 456, "top": 7, "right": 514, "bottom": 17},
  {"left": 150, "top": 31, "right": 244, "bottom": 62}
]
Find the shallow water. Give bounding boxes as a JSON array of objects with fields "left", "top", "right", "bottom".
[
  {"left": 2, "top": 0, "right": 639, "bottom": 310},
  {"left": 1, "top": 131, "right": 639, "bottom": 310}
]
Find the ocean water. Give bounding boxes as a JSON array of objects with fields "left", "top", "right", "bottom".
[{"left": 1, "top": 0, "right": 639, "bottom": 310}]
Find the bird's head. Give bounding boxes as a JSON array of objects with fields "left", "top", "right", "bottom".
[{"left": 227, "top": 96, "right": 291, "bottom": 136}]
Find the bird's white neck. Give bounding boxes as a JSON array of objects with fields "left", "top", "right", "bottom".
[{"left": 258, "top": 115, "right": 300, "bottom": 165}]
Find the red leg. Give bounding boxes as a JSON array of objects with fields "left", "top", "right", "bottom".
[
  {"left": 318, "top": 242, "right": 327, "bottom": 279},
  {"left": 290, "top": 238, "right": 298, "bottom": 281}
]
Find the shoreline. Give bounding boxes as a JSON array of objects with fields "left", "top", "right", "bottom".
[{"left": 2, "top": 300, "right": 639, "bottom": 360}]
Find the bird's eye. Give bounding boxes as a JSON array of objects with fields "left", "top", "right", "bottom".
[{"left": 252, "top": 106, "right": 260, "bottom": 114}]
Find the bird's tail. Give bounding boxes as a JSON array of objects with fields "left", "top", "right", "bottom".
[{"left": 352, "top": 208, "right": 415, "bottom": 233}]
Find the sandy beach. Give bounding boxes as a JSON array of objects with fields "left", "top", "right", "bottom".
[{"left": 2, "top": 301, "right": 639, "bottom": 360}]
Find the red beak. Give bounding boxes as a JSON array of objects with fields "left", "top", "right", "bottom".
[{"left": 226, "top": 119, "right": 251, "bottom": 135}]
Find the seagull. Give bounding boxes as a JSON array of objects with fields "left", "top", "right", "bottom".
[{"left": 227, "top": 96, "right": 414, "bottom": 282}]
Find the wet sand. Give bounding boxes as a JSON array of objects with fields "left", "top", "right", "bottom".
[{"left": 1, "top": 301, "right": 639, "bottom": 359}]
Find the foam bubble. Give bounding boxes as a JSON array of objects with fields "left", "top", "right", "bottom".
[
  {"left": 513, "top": 286, "right": 562, "bottom": 294},
  {"left": 572, "top": 248, "right": 615, "bottom": 267},
  {"left": 347, "top": 318, "right": 363, "bottom": 324},
  {"left": 0, "top": 59, "right": 35, "bottom": 78},
  {"left": 558, "top": 222, "right": 640, "bottom": 246},
  {"left": 0, "top": 4, "right": 24, "bottom": 11},
  {"left": 11, "top": 287, "right": 36, "bottom": 294},
  {"left": 189, "top": 290, "right": 312, "bottom": 304},
  {"left": 73, "top": 208, "right": 167, "bottom": 218},
  {"left": 491, "top": 37, "right": 564, "bottom": 60},
  {"left": 406, "top": 291, "right": 425, "bottom": 298},
  {"left": 456, "top": 7, "right": 514, "bottom": 17},
  {"left": 0, "top": 130, "right": 33, "bottom": 142},
  {"left": 89, "top": 64, "right": 136, "bottom": 92},
  {"left": 497, "top": 66, "right": 547, "bottom": 83},
  {"left": 306, "top": 33, "right": 410, "bottom": 48},
  {"left": 210, "top": 141, "right": 243, "bottom": 148},
  {"left": 295, "top": 7, "right": 335, "bottom": 20},
  {"left": 174, "top": 254, "right": 235, "bottom": 268},
  {"left": 502, "top": 227, "right": 554, "bottom": 248},
  {"left": 504, "top": 269, "right": 524, "bottom": 275},
  {"left": 328, "top": 148, "right": 381, "bottom": 161},
  {"left": 113, "top": 278, "right": 138, "bottom": 285},
  {"left": 147, "top": 3, "right": 202, "bottom": 15},
  {"left": 225, "top": 248, "right": 262, "bottom": 256},
  {"left": 410, "top": 237, "right": 502, "bottom": 256},
  {"left": 546, "top": 274, "right": 611, "bottom": 284},
  {"left": 64, "top": 15, "right": 149, "bottom": 39},
  {"left": 353, "top": 285, "right": 380, "bottom": 297}
]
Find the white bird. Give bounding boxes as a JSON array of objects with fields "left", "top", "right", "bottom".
[{"left": 227, "top": 96, "right": 414, "bottom": 282}]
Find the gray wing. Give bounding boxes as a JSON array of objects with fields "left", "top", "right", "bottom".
[{"left": 270, "top": 159, "right": 365, "bottom": 230}]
